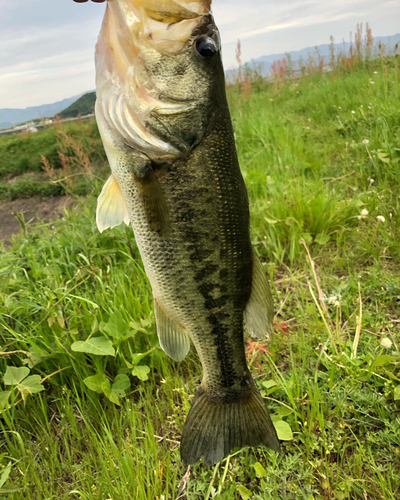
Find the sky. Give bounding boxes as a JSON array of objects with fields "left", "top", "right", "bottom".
[{"left": 1, "top": 0, "right": 399, "bottom": 109}]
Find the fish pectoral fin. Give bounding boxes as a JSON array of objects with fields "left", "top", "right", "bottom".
[
  {"left": 135, "top": 167, "right": 171, "bottom": 238},
  {"left": 244, "top": 249, "right": 274, "bottom": 339},
  {"left": 154, "top": 298, "right": 190, "bottom": 362},
  {"left": 96, "top": 174, "right": 130, "bottom": 233}
]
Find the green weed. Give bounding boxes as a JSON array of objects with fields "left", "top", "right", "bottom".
[{"left": 0, "top": 55, "right": 399, "bottom": 499}]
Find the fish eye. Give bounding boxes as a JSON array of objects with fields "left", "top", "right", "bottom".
[{"left": 195, "top": 37, "right": 218, "bottom": 60}]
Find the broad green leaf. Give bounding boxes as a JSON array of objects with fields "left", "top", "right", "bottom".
[
  {"left": 18, "top": 375, "right": 44, "bottom": 402},
  {"left": 315, "top": 233, "right": 330, "bottom": 245},
  {"left": 0, "top": 461, "right": 12, "bottom": 489},
  {"left": 18, "top": 375, "right": 44, "bottom": 394},
  {"left": 237, "top": 484, "right": 252, "bottom": 500},
  {"left": 91, "top": 317, "right": 99, "bottom": 335},
  {"left": 377, "top": 152, "right": 390, "bottom": 164},
  {"left": 140, "top": 316, "right": 153, "bottom": 327},
  {"left": 273, "top": 420, "right": 294, "bottom": 441},
  {"left": 131, "top": 351, "right": 152, "bottom": 366},
  {"left": 129, "top": 321, "right": 147, "bottom": 333},
  {"left": 265, "top": 175, "right": 275, "bottom": 185},
  {"left": 301, "top": 232, "right": 313, "bottom": 244},
  {"left": 3, "top": 366, "right": 30, "bottom": 385},
  {"left": 132, "top": 365, "right": 150, "bottom": 381},
  {"left": 254, "top": 461, "right": 267, "bottom": 478},
  {"left": 0, "top": 391, "right": 11, "bottom": 410},
  {"left": 112, "top": 374, "right": 130, "bottom": 396},
  {"left": 103, "top": 383, "right": 120, "bottom": 405},
  {"left": 371, "top": 355, "right": 397, "bottom": 368},
  {"left": 71, "top": 337, "right": 115, "bottom": 357},
  {"left": 102, "top": 311, "right": 129, "bottom": 339},
  {"left": 394, "top": 386, "right": 400, "bottom": 401},
  {"left": 84, "top": 373, "right": 109, "bottom": 393},
  {"left": 262, "top": 380, "right": 277, "bottom": 389},
  {"left": 276, "top": 406, "right": 294, "bottom": 418}
]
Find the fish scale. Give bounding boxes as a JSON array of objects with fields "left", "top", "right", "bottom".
[{"left": 93, "top": 0, "right": 279, "bottom": 464}]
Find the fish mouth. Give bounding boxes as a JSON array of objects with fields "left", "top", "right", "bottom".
[
  {"left": 95, "top": 0, "right": 215, "bottom": 160},
  {"left": 129, "top": 0, "right": 212, "bottom": 23},
  {"left": 105, "top": 0, "right": 213, "bottom": 55}
]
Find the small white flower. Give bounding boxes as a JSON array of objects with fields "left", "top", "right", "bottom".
[
  {"left": 363, "top": 139, "right": 369, "bottom": 145},
  {"left": 377, "top": 215, "right": 385, "bottom": 223},
  {"left": 361, "top": 209, "right": 369, "bottom": 217},
  {"left": 338, "top": 106, "right": 342, "bottom": 110},
  {"left": 351, "top": 110, "right": 355, "bottom": 114},
  {"left": 269, "top": 98, "right": 274, "bottom": 101},
  {"left": 380, "top": 338, "right": 392, "bottom": 349},
  {"left": 389, "top": 213, "right": 393, "bottom": 218},
  {"left": 334, "top": 300, "right": 340, "bottom": 307},
  {"left": 369, "top": 178, "right": 374, "bottom": 184},
  {"left": 373, "top": 71, "right": 378, "bottom": 74},
  {"left": 327, "top": 296, "right": 338, "bottom": 305},
  {"left": 370, "top": 81, "right": 375, "bottom": 85}
]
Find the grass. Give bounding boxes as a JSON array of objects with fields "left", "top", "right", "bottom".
[
  {"left": 0, "top": 118, "right": 106, "bottom": 200},
  {"left": 0, "top": 56, "right": 400, "bottom": 499}
]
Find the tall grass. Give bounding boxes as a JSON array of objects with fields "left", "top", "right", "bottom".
[{"left": 0, "top": 44, "right": 400, "bottom": 499}]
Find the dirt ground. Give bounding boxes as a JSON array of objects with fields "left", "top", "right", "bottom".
[{"left": 0, "top": 196, "right": 73, "bottom": 247}]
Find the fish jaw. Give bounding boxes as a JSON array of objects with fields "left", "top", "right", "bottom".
[
  {"left": 96, "top": 0, "right": 213, "bottom": 78},
  {"left": 95, "top": 0, "right": 218, "bottom": 162}
]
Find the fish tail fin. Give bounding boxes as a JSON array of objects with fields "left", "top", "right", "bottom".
[{"left": 180, "top": 384, "right": 280, "bottom": 465}]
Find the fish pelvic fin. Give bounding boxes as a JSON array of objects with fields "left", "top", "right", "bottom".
[
  {"left": 154, "top": 298, "right": 190, "bottom": 362},
  {"left": 180, "top": 384, "right": 280, "bottom": 465},
  {"left": 96, "top": 174, "right": 130, "bottom": 232},
  {"left": 244, "top": 248, "right": 274, "bottom": 339}
]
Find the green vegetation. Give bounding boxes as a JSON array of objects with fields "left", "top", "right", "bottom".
[
  {"left": 0, "top": 119, "right": 106, "bottom": 200},
  {"left": 0, "top": 56, "right": 399, "bottom": 499},
  {"left": 0, "top": 176, "right": 63, "bottom": 200},
  {"left": 59, "top": 92, "right": 96, "bottom": 119}
]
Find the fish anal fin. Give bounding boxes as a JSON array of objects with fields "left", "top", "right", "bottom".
[
  {"left": 244, "top": 249, "right": 274, "bottom": 339},
  {"left": 96, "top": 174, "right": 130, "bottom": 233},
  {"left": 154, "top": 298, "right": 190, "bottom": 362},
  {"left": 180, "top": 384, "right": 280, "bottom": 465}
]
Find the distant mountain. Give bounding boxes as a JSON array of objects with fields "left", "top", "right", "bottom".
[
  {"left": 59, "top": 92, "right": 96, "bottom": 119},
  {"left": 0, "top": 92, "right": 89, "bottom": 130},
  {"left": 2, "top": 32, "right": 399, "bottom": 129},
  {"left": 226, "top": 33, "right": 400, "bottom": 80}
]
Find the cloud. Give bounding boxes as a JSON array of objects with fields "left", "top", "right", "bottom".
[
  {"left": 0, "top": 0, "right": 399, "bottom": 108},
  {"left": 235, "top": 12, "right": 366, "bottom": 42},
  {"left": 0, "top": 11, "right": 100, "bottom": 108}
]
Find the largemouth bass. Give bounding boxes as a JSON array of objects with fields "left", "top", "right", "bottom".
[{"left": 86, "top": 0, "right": 279, "bottom": 464}]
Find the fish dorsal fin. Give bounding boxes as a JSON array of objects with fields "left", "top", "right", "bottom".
[
  {"left": 154, "top": 298, "right": 190, "bottom": 362},
  {"left": 96, "top": 175, "right": 130, "bottom": 233},
  {"left": 244, "top": 249, "right": 274, "bottom": 339}
]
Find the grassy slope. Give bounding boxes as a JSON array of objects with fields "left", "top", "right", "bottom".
[
  {"left": 0, "top": 60, "right": 399, "bottom": 499},
  {"left": 0, "top": 119, "right": 106, "bottom": 200},
  {"left": 59, "top": 93, "right": 96, "bottom": 119}
]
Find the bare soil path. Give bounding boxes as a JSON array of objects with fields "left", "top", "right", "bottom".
[{"left": 0, "top": 196, "right": 72, "bottom": 247}]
